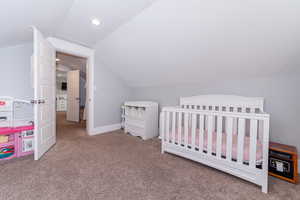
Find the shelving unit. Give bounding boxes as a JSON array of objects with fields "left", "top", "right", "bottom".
[
  {"left": 124, "top": 101, "right": 158, "bottom": 140},
  {"left": 0, "top": 126, "right": 34, "bottom": 161},
  {"left": 0, "top": 129, "right": 18, "bottom": 160}
]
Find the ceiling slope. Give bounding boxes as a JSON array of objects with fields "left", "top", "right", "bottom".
[
  {"left": 95, "top": 0, "right": 300, "bottom": 87},
  {"left": 0, "top": 0, "right": 74, "bottom": 47},
  {"left": 0, "top": 0, "right": 157, "bottom": 47},
  {"left": 55, "top": 0, "right": 157, "bottom": 47}
]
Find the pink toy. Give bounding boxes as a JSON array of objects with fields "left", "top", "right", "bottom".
[{"left": 0, "top": 125, "right": 34, "bottom": 161}]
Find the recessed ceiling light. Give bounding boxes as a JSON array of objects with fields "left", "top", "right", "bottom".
[
  {"left": 91, "top": 18, "right": 100, "bottom": 26},
  {"left": 56, "top": 58, "right": 60, "bottom": 62}
]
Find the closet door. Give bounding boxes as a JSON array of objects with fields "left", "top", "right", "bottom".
[{"left": 67, "top": 70, "right": 80, "bottom": 122}]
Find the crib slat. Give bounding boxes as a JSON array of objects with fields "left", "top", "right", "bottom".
[
  {"left": 233, "top": 118, "right": 238, "bottom": 137},
  {"left": 226, "top": 117, "right": 233, "bottom": 161},
  {"left": 184, "top": 112, "right": 189, "bottom": 147},
  {"left": 216, "top": 116, "right": 222, "bottom": 158},
  {"left": 178, "top": 112, "right": 182, "bottom": 146},
  {"left": 249, "top": 119, "right": 258, "bottom": 168},
  {"left": 166, "top": 112, "right": 170, "bottom": 143},
  {"left": 207, "top": 115, "right": 213, "bottom": 155},
  {"left": 172, "top": 112, "right": 176, "bottom": 144},
  {"left": 237, "top": 118, "right": 245, "bottom": 164},
  {"left": 262, "top": 118, "right": 270, "bottom": 171},
  {"left": 199, "top": 115, "right": 204, "bottom": 153},
  {"left": 191, "top": 113, "right": 197, "bottom": 150},
  {"left": 233, "top": 107, "right": 238, "bottom": 134}
]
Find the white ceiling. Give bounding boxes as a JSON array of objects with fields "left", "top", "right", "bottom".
[
  {"left": 0, "top": 0, "right": 156, "bottom": 47},
  {"left": 2, "top": 0, "right": 300, "bottom": 88},
  {"left": 56, "top": 52, "right": 86, "bottom": 73},
  {"left": 0, "top": 0, "right": 74, "bottom": 47},
  {"left": 96, "top": 0, "right": 300, "bottom": 87},
  {"left": 56, "top": 52, "right": 87, "bottom": 80}
]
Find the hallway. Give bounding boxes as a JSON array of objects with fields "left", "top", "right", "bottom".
[{"left": 56, "top": 111, "right": 87, "bottom": 140}]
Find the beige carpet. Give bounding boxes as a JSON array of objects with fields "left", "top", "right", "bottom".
[{"left": 0, "top": 112, "right": 299, "bottom": 200}]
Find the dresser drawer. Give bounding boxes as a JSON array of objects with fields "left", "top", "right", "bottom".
[
  {"left": 125, "top": 118, "right": 145, "bottom": 128},
  {"left": 125, "top": 124, "right": 145, "bottom": 137}
]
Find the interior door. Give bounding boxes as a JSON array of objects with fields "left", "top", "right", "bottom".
[
  {"left": 32, "top": 27, "right": 56, "bottom": 160},
  {"left": 67, "top": 70, "right": 80, "bottom": 122}
]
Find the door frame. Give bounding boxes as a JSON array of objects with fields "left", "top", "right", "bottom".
[{"left": 47, "top": 37, "right": 94, "bottom": 135}]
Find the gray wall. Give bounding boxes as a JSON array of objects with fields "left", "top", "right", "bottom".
[
  {"left": 0, "top": 43, "right": 33, "bottom": 100},
  {"left": 132, "top": 72, "right": 300, "bottom": 153},
  {"left": 93, "top": 47, "right": 132, "bottom": 127},
  {"left": 0, "top": 42, "right": 131, "bottom": 129}
]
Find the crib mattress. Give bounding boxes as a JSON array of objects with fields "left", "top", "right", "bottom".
[{"left": 164, "top": 128, "right": 263, "bottom": 164}]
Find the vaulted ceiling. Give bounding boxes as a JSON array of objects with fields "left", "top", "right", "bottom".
[
  {"left": 1, "top": 0, "right": 300, "bottom": 88},
  {"left": 0, "top": 0, "right": 156, "bottom": 47},
  {"left": 96, "top": 0, "right": 300, "bottom": 87}
]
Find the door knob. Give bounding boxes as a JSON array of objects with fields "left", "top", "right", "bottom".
[
  {"left": 31, "top": 99, "right": 45, "bottom": 104},
  {"left": 38, "top": 99, "right": 45, "bottom": 104}
]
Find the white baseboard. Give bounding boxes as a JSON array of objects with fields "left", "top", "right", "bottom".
[{"left": 89, "top": 123, "right": 121, "bottom": 136}]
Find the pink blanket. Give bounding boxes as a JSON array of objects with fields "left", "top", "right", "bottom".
[{"left": 164, "top": 128, "right": 263, "bottom": 163}]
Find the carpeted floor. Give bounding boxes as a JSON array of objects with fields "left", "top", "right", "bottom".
[{"left": 0, "top": 112, "right": 299, "bottom": 200}]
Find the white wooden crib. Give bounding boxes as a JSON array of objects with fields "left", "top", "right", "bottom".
[{"left": 160, "top": 95, "right": 270, "bottom": 193}]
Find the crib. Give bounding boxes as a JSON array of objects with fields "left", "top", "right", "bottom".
[{"left": 160, "top": 95, "right": 270, "bottom": 193}]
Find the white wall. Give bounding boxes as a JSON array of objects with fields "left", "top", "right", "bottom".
[{"left": 0, "top": 43, "right": 33, "bottom": 100}]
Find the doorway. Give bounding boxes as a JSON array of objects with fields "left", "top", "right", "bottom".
[
  {"left": 47, "top": 37, "right": 95, "bottom": 135},
  {"left": 32, "top": 28, "right": 95, "bottom": 160},
  {"left": 56, "top": 52, "right": 87, "bottom": 128}
]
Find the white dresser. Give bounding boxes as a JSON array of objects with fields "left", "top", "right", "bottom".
[{"left": 124, "top": 101, "right": 158, "bottom": 140}]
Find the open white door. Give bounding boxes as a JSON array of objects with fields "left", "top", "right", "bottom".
[
  {"left": 67, "top": 70, "right": 80, "bottom": 122},
  {"left": 32, "top": 27, "right": 56, "bottom": 160}
]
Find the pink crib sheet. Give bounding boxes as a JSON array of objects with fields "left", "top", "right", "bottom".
[{"left": 165, "top": 128, "right": 263, "bottom": 164}]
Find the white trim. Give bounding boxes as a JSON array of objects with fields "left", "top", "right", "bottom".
[
  {"left": 180, "top": 95, "right": 264, "bottom": 112},
  {"left": 47, "top": 37, "right": 95, "bottom": 135},
  {"left": 90, "top": 123, "right": 121, "bottom": 136}
]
